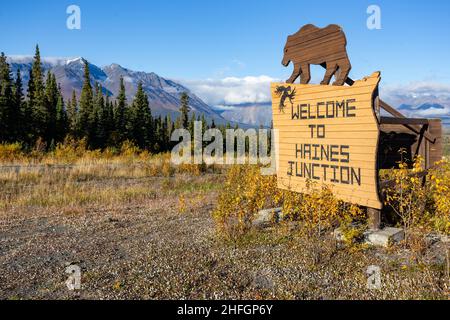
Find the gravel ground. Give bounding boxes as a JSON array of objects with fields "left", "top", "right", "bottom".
[{"left": 0, "top": 175, "right": 448, "bottom": 300}]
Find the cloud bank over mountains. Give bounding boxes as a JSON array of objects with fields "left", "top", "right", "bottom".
[
  {"left": 180, "top": 76, "right": 278, "bottom": 106},
  {"left": 183, "top": 76, "right": 450, "bottom": 127},
  {"left": 381, "top": 82, "right": 450, "bottom": 117}
]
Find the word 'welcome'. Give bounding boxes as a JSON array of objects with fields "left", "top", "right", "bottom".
[{"left": 291, "top": 99, "right": 356, "bottom": 120}]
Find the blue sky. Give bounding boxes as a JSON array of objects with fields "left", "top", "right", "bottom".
[
  {"left": 1, "top": 0, "right": 449, "bottom": 82},
  {"left": 2, "top": 0, "right": 450, "bottom": 111}
]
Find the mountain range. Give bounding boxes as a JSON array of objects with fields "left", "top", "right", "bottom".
[
  {"left": 5, "top": 56, "right": 449, "bottom": 129},
  {"left": 6, "top": 56, "right": 236, "bottom": 126},
  {"left": 398, "top": 104, "right": 449, "bottom": 124}
]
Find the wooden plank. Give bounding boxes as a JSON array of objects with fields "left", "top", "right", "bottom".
[
  {"left": 278, "top": 177, "right": 378, "bottom": 194},
  {"left": 282, "top": 24, "right": 351, "bottom": 85},
  {"left": 278, "top": 131, "right": 379, "bottom": 139},
  {"left": 287, "top": 33, "right": 346, "bottom": 54},
  {"left": 276, "top": 123, "right": 380, "bottom": 131},
  {"left": 286, "top": 24, "right": 343, "bottom": 47},
  {"left": 428, "top": 119, "right": 443, "bottom": 164},
  {"left": 278, "top": 154, "right": 378, "bottom": 165},
  {"left": 271, "top": 95, "right": 375, "bottom": 108},
  {"left": 279, "top": 143, "right": 382, "bottom": 155},
  {"left": 273, "top": 117, "right": 381, "bottom": 126},
  {"left": 278, "top": 145, "right": 380, "bottom": 155},
  {"left": 277, "top": 137, "right": 378, "bottom": 146},
  {"left": 278, "top": 161, "right": 377, "bottom": 171},
  {"left": 379, "top": 116, "right": 429, "bottom": 125},
  {"left": 270, "top": 82, "right": 377, "bottom": 95}
]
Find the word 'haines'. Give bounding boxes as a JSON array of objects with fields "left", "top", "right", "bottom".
[{"left": 271, "top": 72, "right": 382, "bottom": 209}]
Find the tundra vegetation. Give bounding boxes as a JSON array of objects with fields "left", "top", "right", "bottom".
[{"left": 0, "top": 140, "right": 448, "bottom": 299}]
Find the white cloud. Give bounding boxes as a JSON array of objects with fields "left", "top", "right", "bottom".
[
  {"left": 382, "top": 81, "right": 450, "bottom": 118},
  {"left": 7, "top": 55, "right": 79, "bottom": 67},
  {"left": 180, "top": 75, "right": 279, "bottom": 106},
  {"left": 414, "top": 107, "right": 449, "bottom": 117}
]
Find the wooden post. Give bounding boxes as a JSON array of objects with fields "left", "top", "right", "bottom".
[
  {"left": 367, "top": 207, "right": 381, "bottom": 230},
  {"left": 428, "top": 119, "right": 443, "bottom": 166}
]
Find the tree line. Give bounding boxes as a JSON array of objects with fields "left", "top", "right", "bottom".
[{"left": 0, "top": 45, "right": 234, "bottom": 152}]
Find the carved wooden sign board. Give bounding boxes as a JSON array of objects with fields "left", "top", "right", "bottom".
[{"left": 271, "top": 24, "right": 383, "bottom": 209}]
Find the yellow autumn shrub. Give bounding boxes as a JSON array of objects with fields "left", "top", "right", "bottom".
[
  {"left": 0, "top": 142, "right": 24, "bottom": 162},
  {"left": 428, "top": 159, "right": 450, "bottom": 234},
  {"left": 213, "top": 166, "right": 367, "bottom": 243},
  {"left": 52, "top": 137, "right": 89, "bottom": 162},
  {"left": 120, "top": 140, "right": 140, "bottom": 157},
  {"left": 213, "top": 165, "right": 282, "bottom": 238},
  {"left": 383, "top": 155, "right": 433, "bottom": 242},
  {"left": 282, "top": 181, "right": 340, "bottom": 236}
]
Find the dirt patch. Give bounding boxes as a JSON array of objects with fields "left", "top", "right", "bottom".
[{"left": 0, "top": 174, "right": 448, "bottom": 300}]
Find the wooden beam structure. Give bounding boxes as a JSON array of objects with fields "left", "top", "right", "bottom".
[
  {"left": 379, "top": 100, "right": 436, "bottom": 143},
  {"left": 379, "top": 117, "right": 429, "bottom": 125},
  {"left": 318, "top": 64, "right": 438, "bottom": 144}
]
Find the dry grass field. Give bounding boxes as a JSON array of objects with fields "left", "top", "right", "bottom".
[{"left": 0, "top": 143, "right": 448, "bottom": 300}]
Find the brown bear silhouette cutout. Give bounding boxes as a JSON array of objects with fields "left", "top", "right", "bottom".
[{"left": 282, "top": 24, "right": 351, "bottom": 86}]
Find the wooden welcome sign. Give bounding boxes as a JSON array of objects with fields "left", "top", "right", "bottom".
[
  {"left": 271, "top": 73, "right": 382, "bottom": 209},
  {"left": 272, "top": 24, "right": 383, "bottom": 209}
]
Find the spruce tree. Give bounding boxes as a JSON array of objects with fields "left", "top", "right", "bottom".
[
  {"left": 30, "top": 45, "right": 49, "bottom": 143},
  {"left": 0, "top": 52, "right": 13, "bottom": 142},
  {"left": 55, "top": 87, "right": 68, "bottom": 142},
  {"left": 179, "top": 92, "right": 190, "bottom": 129},
  {"left": 114, "top": 76, "right": 127, "bottom": 142},
  {"left": 45, "top": 72, "right": 58, "bottom": 143},
  {"left": 162, "top": 115, "right": 169, "bottom": 151},
  {"left": 67, "top": 90, "right": 78, "bottom": 136},
  {"left": 201, "top": 114, "right": 207, "bottom": 133},
  {"left": 154, "top": 116, "right": 164, "bottom": 152},
  {"left": 77, "top": 59, "right": 94, "bottom": 142},
  {"left": 13, "top": 69, "right": 24, "bottom": 141},
  {"left": 127, "top": 82, "right": 152, "bottom": 149},
  {"left": 189, "top": 112, "right": 196, "bottom": 138},
  {"left": 92, "top": 83, "right": 108, "bottom": 148},
  {"left": 166, "top": 114, "right": 174, "bottom": 150},
  {"left": 104, "top": 95, "right": 114, "bottom": 146}
]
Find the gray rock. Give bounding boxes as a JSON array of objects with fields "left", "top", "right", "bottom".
[
  {"left": 365, "top": 227, "right": 405, "bottom": 247},
  {"left": 252, "top": 207, "right": 282, "bottom": 228}
]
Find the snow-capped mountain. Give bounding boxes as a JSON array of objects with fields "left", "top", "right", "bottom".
[{"left": 6, "top": 56, "right": 228, "bottom": 124}]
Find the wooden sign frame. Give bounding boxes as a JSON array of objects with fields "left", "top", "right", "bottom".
[{"left": 271, "top": 72, "right": 383, "bottom": 209}]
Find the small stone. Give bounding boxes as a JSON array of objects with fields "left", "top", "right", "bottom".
[
  {"left": 252, "top": 207, "right": 282, "bottom": 228},
  {"left": 365, "top": 227, "right": 404, "bottom": 247}
]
